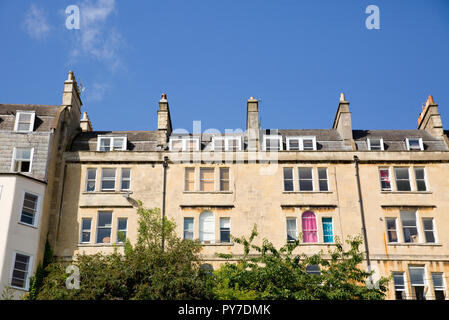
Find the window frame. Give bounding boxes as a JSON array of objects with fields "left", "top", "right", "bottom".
[
  {"left": 183, "top": 217, "right": 194, "bottom": 240},
  {"left": 286, "top": 217, "right": 298, "bottom": 242},
  {"left": 85, "top": 168, "right": 97, "bottom": 192},
  {"left": 367, "top": 138, "right": 384, "bottom": 151},
  {"left": 212, "top": 136, "right": 242, "bottom": 151},
  {"left": 414, "top": 167, "right": 427, "bottom": 192},
  {"left": 10, "top": 251, "right": 33, "bottom": 291},
  {"left": 11, "top": 147, "right": 34, "bottom": 173},
  {"left": 385, "top": 217, "right": 399, "bottom": 243},
  {"left": 286, "top": 136, "right": 317, "bottom": 151},
  {"left": 394, "top": 167, "right": 412, "bottom": 191},
  {"left": 116, "top": 217, "right": 128, "bottom": 243},
  {"left": 219, "top": 217, "right": 231, "bottom": 243},
  {"left": 406, "top": 138, "right": 424, "bottom": 151},
  {"left": 298, "top": 167, "right": 314, "bottom": 192},
  {"left": 262, "top": 135, "right": 283, "bottom": 151},
  {"left": 199, "top": 168, "right": 215, "bottom": 192},
  {"left": 101, "top": 168, "right": 116, "bottom": 191},
  {"left": 96, "top": 211, "right": 113, "bottom": 244},
  {"left": 317, "top": 167, "right": 329, "bottom": 191},
  {"left": 120, "top": 168, "right": 131, "bottom": 191},
  {"left": 18, "top": 191, "right": 40, "bottom": 228},
  {"left": 379, "top": 167, "right": 392, "bottom": 191},
  {"left": 322, "top": 217, "right": 334, "bottom": 243},
  {"left": 393, "top": 272, "right": 407, "bottom": 300},
  {"left": 431, "top": 273, "right": 446, "bottom": 300},
  {"left": 184, "top": 167, "right": 195, "bottom": 192},
  {"left": 409, "top": 266, "right": 427, "bottom": 300},
  {"left": 80, "top": 217, "right": 92, "bottom": 243},
  {"left": 422, "top": 217, "right": 436, "bottom": 243},
  {"left": 169, "top": 137, "right": 200, "bottom": 151},
  {"left": 97, "top": 136, "right": 127, "bottom": 152},
  {"left": 400, "top": 211, "right": 420, "bottom": 243},
  {"left": 219, "top": 167, "right": 230, "bottom": 192},
  {"left": 283, "top": 167, "right": 294, "bottom": 192},
  {"left": 14, "top": 111, "right": 36, "bottom": 132},
  {"left": 199, "top": 211, "right": 215, "bottom": 244}
]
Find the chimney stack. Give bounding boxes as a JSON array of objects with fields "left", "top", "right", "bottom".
[
  {"left": 157, "top": 93, "right": 173, "bottom": 147},
  {"left": 332, "top": 92, "right": 354, "bottom": 148},
  {"left": 62, "top": 70, "right": 82, "bottom": 112},
  {"left": 246, "top": 97, "right": 259, "bottom": 151},
  {"left": 80, "top": 112, "right": 93, "bottom": 132},
  {"left": 418, "top": 95, "right": 443, "bottom": 137}
]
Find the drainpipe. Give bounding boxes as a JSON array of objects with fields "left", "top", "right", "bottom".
[
  {"left": 161, "top": 156, "right": 168, "bottom": 251},
  {"left": 353, "top": 155, "right": 372, "bottom": 284}
]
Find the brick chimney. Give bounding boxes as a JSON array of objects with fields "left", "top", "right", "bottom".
[
  {"left": 417, "top": 95, "right": 443, "bottom": 137},
  {"left": 332, "top": 93, "right": 354, "bottom": 148},
  {"left": 157, "top": 93, "right": 173, "bottom": 147},
  {"left": 80, "top": 112, "right": 93, "bottom": 132},
  {"left": 246, "top": 97, "right": 259, "bottom": 151}
]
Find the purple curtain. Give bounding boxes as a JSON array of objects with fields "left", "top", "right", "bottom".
[{"left": 302, "top": 211, "right": 317, "bottom": 243}]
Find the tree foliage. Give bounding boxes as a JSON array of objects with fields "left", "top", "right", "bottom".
[
  {"left": 212, "top": 225, "right": 390, "bottom": 300},
  {"left": 35, "top": 204, "right": 212, "bottom": 300}
]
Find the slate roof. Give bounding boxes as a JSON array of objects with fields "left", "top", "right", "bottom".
[
  {"left": 0, "top": 104, "right": 60, "bottom": 132},
  {"left": 353, "top": 129, "right": 448, "bottom": 151},
  {"left": 70, "top": 131, "right": 160, "bottom": 151}
]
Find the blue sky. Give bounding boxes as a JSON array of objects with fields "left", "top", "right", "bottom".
[{"left": 1, "top": 0, "right": 448, "bottom": 132}]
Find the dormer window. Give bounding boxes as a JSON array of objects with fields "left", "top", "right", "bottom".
[
  {"left": 367, "top": 138, "right": 384, "bottom": 151},
  {"left": 406, "top": 138, "right": 423, "bottom": 151},
  {"left": 263, "top": 135, "right": 283, "bottom": 151},
  {"left": 14, "top": 111, "right": 35, "bottom": 132},
  {"left": 97, "top": 136, "right": 127, "bottom": 151},
  {"left": 212, "top": 136, "right": 242, "bottom": 151},
  {"left": 169, "top": 137, "right": 200, "bottom": 151},
  {"left": 286, "top": 136, "right": 317, "bottom": 151}
]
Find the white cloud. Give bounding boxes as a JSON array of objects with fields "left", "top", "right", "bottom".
[
  {"left": 72, "top": 0, "right": 124, "bottom": 70},
  {"left": 84, "top": 82, "right": 111, "bottom": 102},
  {"left": 24, "top": 4, "right": 51, "bottom": 40}
]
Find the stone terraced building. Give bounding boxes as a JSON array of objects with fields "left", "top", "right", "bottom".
[{"left": 2, "top": 71, "right": 449, "bottom": 300}]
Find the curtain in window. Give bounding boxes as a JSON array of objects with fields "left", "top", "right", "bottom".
[
  {"left": 199, "top": 211, "right": 215, "bottom": 244},
  {"left": 302, "top": 211, "right": 317, "bottom": 243}
]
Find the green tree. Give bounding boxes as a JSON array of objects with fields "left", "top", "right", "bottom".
[
  {"left": 212, "top": 225, "right": 389, "bottom": 300},
  {"left": 35, "top": 204, "right": 212, "bottom": 300}
]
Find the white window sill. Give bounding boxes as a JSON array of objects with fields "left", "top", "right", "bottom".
[
  {"left": 78, "top": 243, "right": 125, "bottom": 247},
  {"left": 200, "top": 242, "right": 234, "bottom": 246},
  {"left": 381, "top": 191, "right": 432, "bottom": 194},
  {"left": 9, "top": 285, "right": 29, "bottom": 292},
  {"left": 283, "top": 191, "right": 332, "bottom": 194},
  {"left": 387, "top": 242, "right": 442, "bottom": 247},
  {"left": 18, "top": 222, "right": 38, "bottom": 229},
  {"left": 82, "top": 191, "right": 133, "bottom": 195}
]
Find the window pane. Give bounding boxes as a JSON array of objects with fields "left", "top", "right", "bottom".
[
  {"left": 414, "top": 168, "right": 427, "bottom": 191},
  {"left": 97, "top": 228, "right": 111, "bottom": 243},
  {"left": 298, "top": 168, "right": 313, "bottom": 191},
  {"left": 82, "top": 218, "right": 91, "bottom": 230},
  {"left": 386, "top": 218, "right": 398, "bottom": 242},
  {"left": 98, "top": 212, "right": 112, "bottom": 227},
  {"left": 214, "top": 138, "right": 224, "bottom": 151},
  {"left": 220, "top": 217, "right": 231, "bottom": 243},
  {"left": 408, "top": 139, "right": 421, "bottom": 150},
  {"left": 99, "top": 138, "right": 111, "bottom": 151},
  {"left": 21, "top": 193, "right": 38, "bottom": 225},
  {"left": 16, "top": 148, "right": 31, "bottom": 160},
  {"left": 288, "top": 139, "right": 299, "bottom": 150},
  {"left": 266, "top": 137, "right": 280, "bottom": 150},
  {"left": 401, "top": 212, "right": 418, "bottom": 243},
  {"left": 322, "top": 217, "right": 333, "bottom": 243},
  {"left": 11, "top": 254, "right": 30, "bottom": 288},
  {"left": 302, "top": 211, "right": 317, "bottom": 243},
  {"left": 286, "top": 218, "right": 297, "bottom": 241},
  {"left": 200, "top": 168, "right": 214, "bottom": 191},
  {"left": 101, "top": 180, "right": 115, "bottom": 190},
  {"left": 306, "top": 265, "right": 321, "bottom": 275},
  {"left": 318, "top": 168, "right": 328, "bottom": 191},
  {"left": 171, "top": 140, "right": 183, "bottom": 151},
  {"left": 184, "top": 217, "right": 194, "bottom": 240},
  {"left": 102, "top": 168, "right": 116, "bottom": 178},
  {"left": 283, "top": 168, "right": 294, "bottom": 191},
  {"left": 395, "top": 168, "right": 411, "bottom": 191},
  {"left": 199, "top": 212, "right": 215, "bottom": 244},
  {"left": 220, "top": 168, "right": 230, "bottom": 191},
  {"left": 87, "top": 169, "right": 96, "bottom": 180},
  {"left": 409, "top": 267, "right": 425, "bottom": 286},
  {"left": 113, "top": 138, "right": 125, "bottom": 150},
  {"left": 303, "top": 139, "right": 314, "bottom": 150}
]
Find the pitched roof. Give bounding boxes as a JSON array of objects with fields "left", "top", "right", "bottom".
[
  {"left": 0, "top": 104, "right": 60, "bottom": 132},
  {"left": 70, "top": 131, "right": 160, "bottom": 151},
  {"left": 353, "top": 129, "right": 448, "bottom": 151}
]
